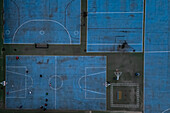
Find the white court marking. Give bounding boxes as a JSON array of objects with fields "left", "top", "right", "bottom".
[
  {"left": 162, "top": 108, "right": 170, "bottom": 113},
  {"left": 145, "top": 51, "right": 170, "bottom": 53},
  {"left": 5, "top": 30, "right": 10, "bottom": 35},
  {"left": 39, "top": 30, "right": 45, "bottom": 35},
  {"left": 88, "top": 43, "right": 142, "bottom": 46},
  {"left": 6, "top": 69, "right": 33, "bottom": 98},
  {"left": 74, "top": 31, "right": 79, "bottom": 35},
  {"left": 12, "top": 19, "right": 72, "bottom": 44},
  {"left": 48, "top": 75, "right": 63, "bottom": 91},
  {"left": 88, "top": 12, "right": 143, "bottom": 14},
  {"left": 78, "top": 67, "right": 106, "bottom": 99},
  {"left": 55, "top": 56, "right": 57, "bottom": 109}
]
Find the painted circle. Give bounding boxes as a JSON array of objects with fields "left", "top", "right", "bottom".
[
  {"left": 39, "top": 30, "right": 45, "bottom": 35},
  {"left": 5, "top": 30, "right": 10, "bottom": 35},
  {"left": 74, "top": 31, "right": 79, "bottom": 35},
  {"left": 49, "top": 75, "right": 63, "bottom": 90}
]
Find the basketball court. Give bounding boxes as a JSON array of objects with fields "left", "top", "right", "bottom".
[
  {"left": 87, "top": 0, "right": 144, "bottom": 52},
  {"left": 4, "top": 0, "right": 81, "bottom": 44},
  {"left": 5, "top": 56, "right": 106, "bottom": 110}
]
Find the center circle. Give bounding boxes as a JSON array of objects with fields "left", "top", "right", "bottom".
[{"left": 49, "top": 75, "right": 63, "bottom": 90}]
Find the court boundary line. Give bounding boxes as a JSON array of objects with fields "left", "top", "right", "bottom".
[
  {"left": 88, "top": 12, "right": 143, "bottom": 14},
  {"left": 110, "top": 83, "right": 140, "bottom": 108},
  {"left": 12, "top": 19, "right": 72, "bottom": 44},
  {"left": 87, "top": 0, "right": 144, "bottom": 53},
  {"left": 88, "top": 43, "right": 142, "bottom": 46},
  {"left": 87, "top": 50, "right": 142, "bottom": 53},
  {"left": 144, "top": 51, "right": 170, "bottom": 53},
  {"left": 142, "top": 0, "right": 144, "bottom": 53},
  {"left": 55, "top": 56, "right": 57, "bottom": 109},
  {"left": 5, "top": 67, "right": 33, "bottom": 99}
]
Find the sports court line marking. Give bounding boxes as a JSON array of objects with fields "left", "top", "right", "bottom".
[
  {"left": 85, "top": 98, "right": 106, "bottom": 99},
  {"left": 145, "top": 51, "right": 170, "bottom": 53},
  {"left": 88, "top": 12, "right": 143, "bottom": 14},
  {"left": 87, "top": 51, "right": 142, "bottom": 53},
  {"left": 6, "top": 66, "right": 27, "bottom": 98},
  {"left": 85, "top": 67, "right": 106, "bottom": 69},
  {"left": 78, "top": 71, "right": 106, "bottom": 95},
  {"left": 162, "top": 108, "right": 170, "bottom": 113},
  {"left": 6, "top": 66, "right": 27, "bottom": 69},
  {"left": 88, "top": 43, "right": 142, "bottom": 46},
  {"left": 12, "top": 19, "right": 72, "bottom": 44},
  {"left": 55, "top": 56, "right": 57, "bottom": 109},
  {"left": 48, "top": 75, "right": 63, "bottom": 91},
  {"left": 78, "top": 69, "right": 106, "bottom": 95},
  {"left": 85, "top": 89, "right": 106, "bottom": 95},
  {"left": 84, "top": 67, "right": 106, "bottom": 99},
  {"left": 6, "top": 70, "right": 33, "bottom": 98}
]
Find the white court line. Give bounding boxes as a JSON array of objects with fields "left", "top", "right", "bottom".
[
  {"left": 6, "top": 66, "right": 27, "bottom": 99},
  {"left": 85, "top": 67, "right": 106, "bottom": 69},
  {"left": 25, "top": 68, "right": 27, "bottom": 98},
  {"left": 12, "top": 19, "right": 72, "bottom": 44},
  {"left": 162, "top": 108, "right": 170, "bottom": 113},
  {"left": 87, "top": 50, "right": 142, "bottom": 53},
  {"left": 142, "top": 0, "right": 145, "bottom": 53},
  {"left": 6, "top": 70, "right": 33, "bottom": 97},
  {"left": 88, "top": 43, "right": 142, "bottom": 46},
  {"left": 85, "top": 98, "right": 106, "bottom": 99},
  {"left": 84, "top": 67, "right": 107, "bottom": 99},
  {"left": 86, "top": 71, "right": 106, "bottom": 77},
  {"left": 145, "top": 51, "right": 170, "bottom": 53},
  {"left": 78, "top": 70, "right": 106, "bottom": 97},
  {"left": 85, "top": 89, "right": 105, "bottom": 95},
  {"left": 78, "top": 71, "right": 106, "bottom": 89},
  {"left": 55, "top": 56, "right": 57, "bottom": 109},
  {"left": 6, "top": 66, "right": 27, "bottom": 69},
  {"left": 85, "top": 67, "right": 86, "bottom": 99},
  {"left": 48, "top": 75, "right": 63, "bottom": 91},
  {"left": 88, "top": 12, "right": 143, "bottom": 14}
]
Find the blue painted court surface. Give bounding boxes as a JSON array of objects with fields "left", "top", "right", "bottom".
[
  {"left": 6, "top": 56, "right": 106, "bottom": 110},
  {"left": 4, "top": 0, "right": 81, "bottom": 44},
  {"left": 144, "top": 0, "right": 170, "bottom": 113},
  {"left": 87, "top": 0, "right": 144, "bottom": 52}
]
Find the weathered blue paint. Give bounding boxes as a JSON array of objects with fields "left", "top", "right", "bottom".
[
  {"left": 6, "top": 56, "right": 106, "bottom": 110},
  {"left": 4, "top": 0, "right": 81, "bottom": 44},
  {"left": 87, "top": 0, "right": 144, "bottom": 52},
  {"left": 145, "top": 0, "right": 170, "bottom": 113}
]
